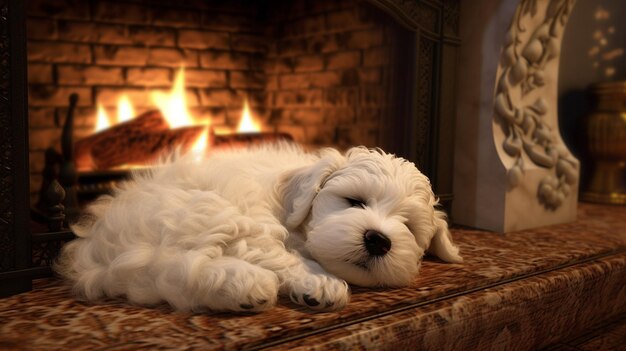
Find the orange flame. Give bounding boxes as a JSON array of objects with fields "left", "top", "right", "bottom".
[
  {"left": 95, "top": 105, "right": 111, "bottom": 132},
  {"left": 237, "top": 97, "right": 262, "bottom": 133},
  {"left": 190, "top": 126, "right": 210, "bottom": 159},
  {"left": 117, "top": 95, "right": 135, "bottom": 123},
  {"left": 151, "top": 67, "right": 195, "bottom": 129},
  {"left": 93, "top": 67, "right": 269, "bottom": 161}
]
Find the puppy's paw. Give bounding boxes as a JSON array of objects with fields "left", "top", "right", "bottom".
[
  {"left": 204, "top": 263, "right": 279, "bottom": 313},
  {"left": 287, "top": 273, "right": 350, "bottom": 311},
  {"left": 233, "top": 268, "right": 280, "bottom": 313}
]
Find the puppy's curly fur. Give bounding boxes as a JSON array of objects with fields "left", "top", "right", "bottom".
[{"left": 57, "top": 143, "right": 461, "bottom": 312}]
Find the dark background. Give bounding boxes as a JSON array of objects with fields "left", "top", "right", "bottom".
[{"left": 558, "top": 0, "right": 625, "bottom": 190}]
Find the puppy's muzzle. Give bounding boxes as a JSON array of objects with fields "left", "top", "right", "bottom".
[{"left": 363, "top": 230, "right": 391, "bottom": 256}]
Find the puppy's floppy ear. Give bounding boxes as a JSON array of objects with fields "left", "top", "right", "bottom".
[
  {"left": 427, "top": 210, "right": 463, "bottom": 263},
  {"left": 279, "top": 148, "right": 344, "bottom": 230}
]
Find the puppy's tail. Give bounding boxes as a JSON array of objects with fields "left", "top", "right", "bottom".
[
  {"left": 54, "top": 238, "right": 110, "bottom": 301},
  {"left": 54, "top": 196, "right": 114, "bottom": 300}
]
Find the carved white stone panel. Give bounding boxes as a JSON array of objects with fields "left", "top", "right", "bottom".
[{"left": 453, "top": 0, "right": 579, "bottom": 232}]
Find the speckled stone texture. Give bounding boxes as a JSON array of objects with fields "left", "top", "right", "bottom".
[
  {"left": 551, "top": 313, "right": 626, "bottom": 351},
  {"left": 1, "top": 203, "right": 625, "bottom": 350}
]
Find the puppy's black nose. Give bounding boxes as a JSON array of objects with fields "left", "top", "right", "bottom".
[{"left": 363, "top": 230, "right": 391, "bottom": 256}]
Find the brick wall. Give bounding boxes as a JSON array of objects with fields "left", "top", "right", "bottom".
[
  {"left": 266, "top": 1, "right": 396, "bottom": 148},
  {"left": 26, "top": 0, "right": 399, "bottom": 201}
]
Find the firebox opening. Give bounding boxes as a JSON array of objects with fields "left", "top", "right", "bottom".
[{"left": 27, "top": 0, "right": 413, "bottom": 202}]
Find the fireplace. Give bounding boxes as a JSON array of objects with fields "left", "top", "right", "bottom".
[{"left": 1, "top": 0, "right": 460, "bottom": 296}]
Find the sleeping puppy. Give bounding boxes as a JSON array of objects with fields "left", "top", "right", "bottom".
[{"left": 57, "top": 143, "right": 462, "bottom": 312}]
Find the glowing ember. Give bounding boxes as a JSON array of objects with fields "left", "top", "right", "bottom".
[
  {"left": 95, "top": 105, "right": 111, "bottom": 132},
  {"left": 151, "top": 67, "right": 195, "bottom": 129},
  {"left": 117, "top": 95, "right": 135, "bottom": 123},
  {"left": 237, "top": 97, "right": 262, "bottom": 133}
]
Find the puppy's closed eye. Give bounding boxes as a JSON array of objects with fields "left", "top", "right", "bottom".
[{"left": 345, "top": 197, "right": 366, "bottom": 209}]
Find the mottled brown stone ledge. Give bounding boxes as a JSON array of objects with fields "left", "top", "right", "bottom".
[
  {"left": 553, "top": 312, "right": 626, "bottom": 350},
  {"left": 0, "top": 203, "right": 625, "bottom": 350},
  {"left": 272, "top": 253, "right": 626, "bottom": 350}
]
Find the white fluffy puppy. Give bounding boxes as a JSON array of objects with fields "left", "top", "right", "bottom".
[{"left": 57, "top": 143, "right": 462, "bottom": 312}]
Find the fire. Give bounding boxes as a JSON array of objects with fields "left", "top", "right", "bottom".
[
  {"left": 190, "top": 126, "right": 210, "bottom": 159},
  {"left": 95, "top": 105, "right": 111, "bottom": 132},
  {"left": 94, "top": 96, "right": 136, "bottom": 133},
  {"left": 117, "top": 95, "right": 135, "bottom": 123},
  {"left": 151, "top": 67, "right": 195, "bottom": 129},
  {"left": 90, "top": 67, "right": 266, "bottom": 166},
  {"left": 237, "top": 97, "right": 262, "bottom": 133}
]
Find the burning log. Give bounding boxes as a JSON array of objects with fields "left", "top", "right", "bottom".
[
  {"left": 75, "top": 110, "right": 170, "bottom": 170},
  {"left": 75, "top": 108, "right": 292, "bottom": 171},
  {"left": 86, "top": 129, "right": 292, "bottom": 170},
  {"left": 90, "top": 125, "right": 206, "bottom": 170},
  {"left": 212, "top": 132, "right": 293, "bottom": 149}
]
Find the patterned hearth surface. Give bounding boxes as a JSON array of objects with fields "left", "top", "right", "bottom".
[{"left": 1, "top": 203, "right": 625, "bottom": 350}]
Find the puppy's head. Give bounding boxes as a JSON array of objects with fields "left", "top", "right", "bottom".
[{"left": 279, "top": 146, "right": 462, "bottom": 287}]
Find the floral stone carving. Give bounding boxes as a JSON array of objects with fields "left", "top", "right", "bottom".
[
  {"left": 493, "top": 0, "right": 579, "bottom": 209},
  {"left": 452, "top": 0, "right": 579, "bottom": 232}
]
